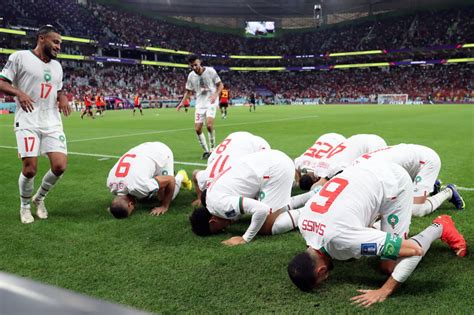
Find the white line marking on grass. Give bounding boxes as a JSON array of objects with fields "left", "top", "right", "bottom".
[
  {"left": 67, "top": 115, "right": 320, "bottom": 143},
  {"left": 0, "top": 145, "right": 207, "bottom": 167},
  {"left": 457, "top": 186, "right": 474, "bottom": 191}
]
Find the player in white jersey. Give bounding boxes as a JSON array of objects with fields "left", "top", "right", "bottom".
[
  {"left": 106, "top": 142, "right": 192, "bottom": 219},
  {"left": 176, "top": 55, "right": 224, "bottom": 160},
  {"left": 288, "top": 162, "right": 466, "bottom": 307},
  {"left": 301, "top": 134, "right": 387, "bottom": 190},
  {"left": 191, "top": 131, "right": 271, "bottom": 207},
  {"left": 294, "top": 132, "right": 346, "bottom": 190},
  {"left": 353, "top": 144, "right": 465, "bottom": 217},
  {"left": 189, "top": 150, "right": 317, "bottom": 246},
  {"left": 0, "top": 25, "right": 71, "bottom": 224}
]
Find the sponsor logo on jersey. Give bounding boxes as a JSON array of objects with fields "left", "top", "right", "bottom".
[
  {"left": 387, "top": 214, "right": 399, "bottom": 229},
  {"left": 361, "top": 243, "right": 377, "bottom": 256}
]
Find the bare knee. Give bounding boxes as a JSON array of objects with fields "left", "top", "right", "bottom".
[
  {"left": 22, "top": 159, "right": 38, "bottom": 178},
  {"left": 51, "top": 162, "right": 67, "bottom": 176}
]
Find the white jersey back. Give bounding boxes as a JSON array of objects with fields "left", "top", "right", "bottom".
[
  {"left": 299, "top": 162, "right": 411, "bottom": 261},
  {"left": 107, "top": 142, "right": 174, "bottom": 199},
  {"left": 197, "top": 132, "right": 271, "bottom": 190},
  {"left": 1, "top": 50, "right": 63, "bottom": 130},
  {"left": 185, "top": 67, "right": 221, "bottom": 108},
  {"left": 294, "top": 133, "right": 346, "bottom": 173},
  {"left": 353, "top": 144, "right": 438, "bottom": 181},
  {"left": 207, "top": 149, "right": 293, "bottom": 220},
  {"left": 314, "top": 134, "right": 387, "bottom": 179}
]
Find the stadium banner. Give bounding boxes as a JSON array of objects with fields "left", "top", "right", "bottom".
[
  {"left": 61, "top": 36, "right": 93, "bottom": 43},
  {"left": 0, "top": 28, "right": 26, "bottom": 35},
  {"left": 141, "top": 60, "right": 189, "bottom": 68},
  {"left": 93, "top": 56, "right": 139, "bottom": 64},
  {"left": 145, "top": 47, "right": 191, "bottom": 55},
  {"left": 328, "top": 50, "right": 383, "bottom": 57},
  {"left": 229, "top": 55, "right": 283, "bottom": 59}
]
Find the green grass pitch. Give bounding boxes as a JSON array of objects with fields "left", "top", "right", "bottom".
[{"left": 0, "top": 105, "right": 473, "bottom": 313}]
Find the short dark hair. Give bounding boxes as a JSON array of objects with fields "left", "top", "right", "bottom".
[
  {"left": 109, "top": 204, "right": 129, "bottom": 219},
  {"left": 36, "top": 25, "right": 59, "bottom": 42},
  {"left": 187, "top": 54, "right": 199, "bottom": 64},
  {"left": 299, "top": 174, "right": 315, "bottom": 191},
  {"left": 200, "top": 189, "right": 207, "bottom": 208},
  {"left": 189, "top": 206, "right": 212, "bottom": 236},
  {"left": 287, "top": 252, "right": 317, "bottom": 292}
]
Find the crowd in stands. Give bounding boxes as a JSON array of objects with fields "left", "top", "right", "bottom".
[{"left": 1, "top": 1, "right": 473, "bottom": 56}]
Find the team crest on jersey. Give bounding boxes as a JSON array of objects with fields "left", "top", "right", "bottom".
[
  {"left": 162, "top": 170, "right": 168, "bottom": 175},
  {"left": 258, "top": 191, "right": 265, "bottom": 201},
  {"left": 415, "top": 176, "right": 422, "bottom": 183},
  {"left": 44, "top": 70, "right": 52, "bottom": 82},
  {"left": 387, "top": 214, "right": 399, "bottom": 229}
]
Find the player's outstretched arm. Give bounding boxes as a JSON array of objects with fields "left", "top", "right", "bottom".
[
  {"left": 222, "top": 198, "right": 270, "bottom": 246},
  {"left": 150, "top": 175, "right": 176, "bottom": 216},
  {"left": 177, "top": 89, "right": 192, "bottom": 111},
  {"left": 351, "top": 239, "right": 423, "bottom": 308},
  {"left": 0, "top": 80, "right": 35, "bottom": 112},
  {"left": 57, "top": 91, "right": 71, "bottom": 117}
]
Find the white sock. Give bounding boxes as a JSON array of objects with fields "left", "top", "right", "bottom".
[
  {"left": 208, "top": 130, "right": 215, "bottom": 150},
  {"left": 197, "top": 133, "right": 209, "bottom": 152},
  {"left": 289, "top": 190, "right": 316, "bottom": 209},
  {"left": 410, "top": 223, "right": 442, "bottom": 255},
  {"left": 271, "top": 210, "right": 300, "bottom": 235},
  {"left": 19, "top": 173, "right": 34, "bottom": 207},
  {"left": 172, "top": 173, "right": 184, "bottom": 200},
  {"left": 35, "top": 169, "right": 61, "bottom": 201},
  {"left": 412, "top": 188, "right": 453, "bottom": 217}
]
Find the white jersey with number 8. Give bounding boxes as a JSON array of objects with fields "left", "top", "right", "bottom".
[{"left": 196, "top": 132, "right": 271, "bottom": 190}]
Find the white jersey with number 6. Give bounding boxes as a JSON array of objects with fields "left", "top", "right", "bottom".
[
  {"left": 107, "top": 142, "right": 174, "bottom": 199},
  {"left": 299, "top": 162, "right": 412, "bottom": 261},
  {"left": 353, "top": 143, "right": 441, "bottom": 197},
  {"left": 196, "top": 132, "right": 271, "bottom": 190},
  {"left": 294, "top": 133, "right": 346, "bottom": 173},
  {"left": 314, "top": 134, "right": 387, "bottom": 179},
  {"left": 0, "top": 50, "right": 64, "bottom": 130}
]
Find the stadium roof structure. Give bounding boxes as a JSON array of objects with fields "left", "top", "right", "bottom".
[{"left": 101, "top": 0, "right": 469, "bottom": 17}]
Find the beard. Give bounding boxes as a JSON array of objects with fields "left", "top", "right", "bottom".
[{"left": 44, "top": 45, "right": 58, "bottom": 60}]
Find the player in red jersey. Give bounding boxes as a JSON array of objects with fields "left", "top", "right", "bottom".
[
  {"left": 81, "top": 93, "right": 94, "bottom": 119},
  {"left": 95, "top": 93, "right": 105, "bottom": 116},
  {"left": 219, "top": 86, "right": 229, "bottom": 119},
  {"left": 133, "top": 93, "right": 143, "bottom": 116}
]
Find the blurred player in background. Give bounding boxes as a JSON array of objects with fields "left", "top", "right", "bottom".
[
  {"left": 106, "top": 142, "right": 193, "bottom": 218},
  {"left": 133, "top": 93, "right": 143, "bottom": 116},
  {"left": 81, "top": 92, "right": 94, "bottom": 119},
  {"left": 0, "top": 25, "right": 71, "bottom": 223},
  {"left": 95, "top": 93, "right": 105, "bottom": 116},
  {"left": 219, "top": 85, "right": 229, "bottom": 119},
  {"left": 177, "top": 55, "right": 223, "bottom": 159},
  {"left": 249, "top": 92, "right": 256, "bottom": 112}
]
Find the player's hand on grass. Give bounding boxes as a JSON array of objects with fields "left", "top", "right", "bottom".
[
  {"left": 17, "top": 91, "right": 35, "bottom": 112},
  {"left": 350, "top": 288, "right": 390, "bottom": 308},
  {"left": 191, "top": 199, "right": 202, "bottom": 208},
  {"left": 222, "top": 236, "right": 247, "bottom": 246},
  {"left": 59, "top": 102, "right": 72, "bottom": 117},
  {"left": 150, "top": 206, "right": 168, "bottom": 216}
]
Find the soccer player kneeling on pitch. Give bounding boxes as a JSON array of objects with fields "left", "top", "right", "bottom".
[
  {"left": 299, "top": 133, "right": 387, "bottom": 191},
  {"left": 191, "top": 131, "right": 270, "bottom": 207},
  {"left": 189, "top": 150, "right": 318, "bottom": 246},
  {"left": 353, "top": 143, "right": 465, "bottom": 217},
  {"left": 287, "top": 161, "right": 466, "bottom": 307},
  {"left": 106, "top": 142, "right": 193, "bottom": 218}
]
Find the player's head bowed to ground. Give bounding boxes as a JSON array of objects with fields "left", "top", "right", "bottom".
[{"left": 287, "top": 161, "right": 466, "bottom": 307}]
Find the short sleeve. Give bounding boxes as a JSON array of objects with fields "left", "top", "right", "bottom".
[
  {"left": 325, "top": 227, "right": 402, "bottom": 261},
  {"left": 212, "top": 68, "right": 221, "bottom": 85},
  {"left": 185, "top": 74, "right": 194, "bottom": 91},
  {"left": 0, "top": 52, "right": 19, "bottom": 83}
]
